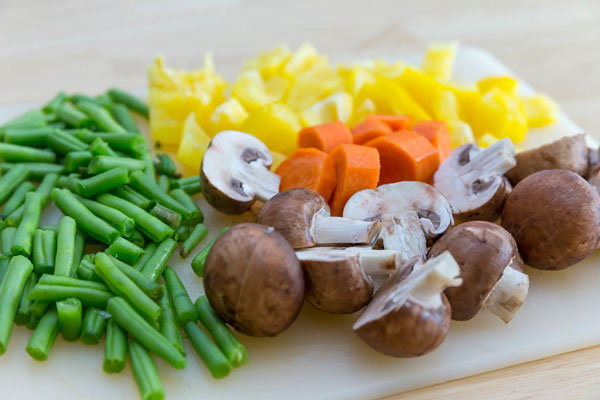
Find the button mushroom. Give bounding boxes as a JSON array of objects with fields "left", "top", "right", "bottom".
[
  {"left": 201, "top": 130, "right": 281, "bottom": 214},
  {"left": 428, "top": 221, "right": 529, "bottom": 323},
  {"left": 502, "top": 169, "right": 600, "bottom": 270},
  {"left": 434, "top": 138, "right": 516, "bottom": 222},
  {"left": 257, "top": 188, "right": 382, "bottom": 249},
  {"left": 295, "top": 246, "right": 404, "bottom": 314},
  {"left": 353, "top": 251, "right": 462, "bottom": 358},
  {"left": 342, "top": 182, "right": 453, "bottom": 262},
  {"left": 203, "top": 223, "right": 305, "bottom": 337}
]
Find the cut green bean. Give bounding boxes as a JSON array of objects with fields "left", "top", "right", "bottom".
[
  {"left": 56, "top": 297, "right": 82, "bottom": 341},
  {"left": 108, "top": 89, "right": 149, "bottom": 118},
  {"left": 170, "top": 188, "right": 204, "bottom": 224},
  {"left": 150, "top": 204, "right": 181, "bottom": 230},
  {"left": 55, "top": 104, "right": 94, "bottom": 128},
  {"left": 159, "top": 286, "right": 185, "bottom": 355},
  {"left": 26, "top": 300, "right": 50, "bottom": 330},
  {"left": 65, "top": 151, "right": 93, "bottom": 172},
  {"left": 191, "top": 227, "right": 229, "bottom": 277},
  {"left": 0, "top": 143, "right": 56, "bottom": 164},
  {"left": 15, "top": 273, "right": 38, "bottom": 325},
  {"left": 38, "top": 274, "right": 109, "bottom": 291},
  {"left": 130, "top": 171, "right": 192, "bottom": 220},
  {"left": 133, "top": 243, "right": 157, "bottom": 271},
  {"left": 70, "top": 93, "right": 102, "bottom": 105},
  {"left": 57, "top": 174, "right": 81, "bottom": 193},
  {"left": 177, "top": 175, "right": 202, "bottom": 195},
  {"left": 107, "top": 255, "right": 164, "bottom": 301},
  {"left": 157, "top": 175, "right": 170, "bottom": 193},
  {"left": 0, "top": 227, "right": 16, "bottom": 282},
  {"left": 174, "top": 225, "right": 190, "bottom": 242},
  {"left": 76, "top": 100, "right": 126, "bottom": 133},
  {"left": 129, "top": 340, "right": 165, "bottom": 400},
  {"left": 0, "top": 111, "right": 46, "bottom": 136},
  {"left": 180, "top": 224, "right": 208, "bottom": 258},
  {"left": 111, "top": 103, "right": 140, "bottom": 133},
  {"left": 53, "top": 216, "right": 77, "bottom": 277},
  {"left": 0, "top": 256, "right": 33, "bottom": 354},
  {"left": 96, "top": 193, "right": 173, "bottom": 242},
  {"left": 81, "top": 307, "right": 109, "bottom": 345},
  {"left": 4, "top": 127, "right": 52, "bottom": 147},
  {"left": 33, "top": 230, "right": 56, "bottom": 274},
  {"left": 164, "top": 266, "right": 197, "bottom": 324},
  {"left": 155, "top": 154, "right": 178, "bottom": 178},
  {"left": 129, "top": 229, "right": 145, "bottom": 248},
  {"left": 0, "top": 163, "right": 63, "bottom": 181},
  {"left": 77, "top": 166, "right": 129, "bottom": 198},
  {"left": 89, "top": 137, "right": 117, "bottom": 157},
  {"left": 35, "top": 173, "right": 60, "bottom": 206},
  {"left": 184, "top": 321, "right": 232, "bottom": 379},
  {"left": 47, "top": 129, "right": 88, "bottom": 154},
  {"left": 106, "top": 237, "right": 144, "bottom": 265},
  {"left": 104, "top": 319, "right": 127, "bottom": 373},
  {"left": 112, "top": 186, "right": 154, "bottom": 210},
  {"left": 43, "top": 92, "right": 67, "bottom": 113},
  {"left": 72, "top": 231, "right": 85, "bottom": 270},
  {"left": 141, "top": 151, "right": 156, "bottom": 183},
  {"left": 12, "top": 192, "right": 42, "bottom": 257},
  {"left": 0, "top": 181, "right": 35, "bottom": 219},
  {"left": 76, "top": 259, "right": 101, "bottom": 282},
  {"left": 75, "top": 195, "right": 135, "bottom": 237},
  {"left": 0, "top": 164, "right": 30, "bottom": 204},
  {"left": 140, "top": 238, "right": 175, "bottom": 281},
  {"left": 26, "top": 305, "right": 59, "bottom": 361},
  {"left": 85, "top": 132, "right": 145, "bottom": 155},
  {"left": 52, "top": 189, "right": 120, "bottom": 244},
  {"left": 88, "top": 155, "right": 145, "bottom": 175},
  {"left": 28, "top": 284, "right": 111, "bottom": 307}
]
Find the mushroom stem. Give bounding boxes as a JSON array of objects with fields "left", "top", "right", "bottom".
[
  {"left": 359, "top": 250, "right": 402, "bottom": 275},
  {"left": 411, "top": 252, "right": 462, "bottom": 308},
  {"left": 483, "top": 266, "right": 529, "bottom": 323},
  {"left": 311, "top": 209, "right": 381, "bottom": 246},
  {"left": 461, "top": 139, "right": 515, "bottom": 183},
  {"left": 379, "top": 214, "right": 427, "bottom": 262},
  {"left": 236, "top": 161, "right": 281, "bottom": 202}
]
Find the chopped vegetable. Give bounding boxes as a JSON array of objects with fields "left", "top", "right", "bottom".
[
  {"left": 56, "top": 298, "right": 82, "bottom": 342},
  {"left": 26, "top": 306, "right": 59, "bottom": 361},
  {"left": 351, "top": 116, "right": 392, "bottom": 145},
  {"left": 163, "top": 267, "right": 197, "bottom": 324},
  {"left": 191, "top": 227, "right": 228, "bottom": 277},
  {"left": 159, "top": 286, "right": 185, "bottom": 355},
  {"left": 139, "top": 238, "right": 176, "bottom": 281},
  {"left": 80, "top": 307, "right": 109, "bottom": 345},
  {"left": 184, "top": 321, "right": 232, "bottom": 379},
  {"left": 106, "top": 237, "right": 144, "bottom": 265},
  {"left": 298, "top": 121, "right": 353, "bottom": 153},
  {"left": 103, "top": 319, "right": 127, "bottom": 373},
  {"left": 413, "top": 121, "right": 452, "bottom": 162},
  {"left": 77, "top": 166, "right": 130, "bottom": 197},
  {"left": 275, "top": 148, "right": 336, "bottom": 201},
  {"left": 180, "top": 224, "right": 208, "bottom": 258},
  {"left": 129, "top": 340, "right": 165, "bottom": 400},
  {"left": 11, "top": 192, "right": 42, "bottom": 257}
]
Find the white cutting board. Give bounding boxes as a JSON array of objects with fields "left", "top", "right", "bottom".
[{"left": 0, "top": 46, "right": 597, "bottom": 400}]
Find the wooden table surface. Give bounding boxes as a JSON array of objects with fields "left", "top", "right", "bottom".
[{"left": 2, "top": 0, "right": 600, "bottom": 398}]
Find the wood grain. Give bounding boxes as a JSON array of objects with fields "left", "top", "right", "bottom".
[{"left": 1, "top": 0, "right": 600, "bottom": 398}]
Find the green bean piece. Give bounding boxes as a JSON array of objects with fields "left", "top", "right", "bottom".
[
  {"left": 195, "top": 295, "right": 248, "bottom": 367},
  {"left": 28, "top": 284, "right": 111, "bottom": 307},
  {"left": 81, "top": 307, "right": 109, "bottom": 345},
  {"left": 76, "top": 259, "right": 99, "bottom": 282},
  {"left": 103, "top": 319, "right": 127, "bottom": 373},
  {"left": 0, "top": 110, "right": 46, "bottom": 136},
  {"left": 75, "top": 195, "right": 135, "bottom": 237},
  {"left": 52, "top": 189, "right": 120, "bottom": 244},
  {"left": 3, "top": 207, "right": 23, "bottom": 227},
  {"left": 53, "top": 216, "right": 77, "bottom": 277},
  {"left": 72, "top": 231, "right": 85, "bottom": 268},
  {"left": 0, "top": 143, "right": 56, "bottom": 163},
  {"left": 70, "top": 94, "right": 102, "bottom": 105},
  {"left": 0, "top": 181, "right": 35, "bottom": 219},
  {"left": 89, "top": 137, "right": 117, "bottom": 157},
  {"left": 26, "top": 300, "right": 50, "bottom": 330},
  {"left": 163, "top": 267, "right": 197, "bottom": 324},
  {"left": 180, "top": 224, "right": 208, "bottom": 258},
  {"left": 33, "top": 230, "right": 56, "bottom": 274},
  {"left": 0, "top": 164, "right": 30, "bottom": 204},
  {"left": 35, "top": 172, "right": 60, "bottom": 206},
  {"left": 47, "top": 121, "right": 66, "bottom": 129},
  {"left": 107, "top": 297, "right": 186, "bottom": 369},
  {"left": 140, "top": 238, "right": 175, "bottom": 281},
  {"left": 96, "top": 194, "right": 173, "bottom": 243},
  {"left": 184, "top": 321, "right": 232, "bottom": 379},
  {"left": 77, "top": 166, "right": 129, "bottom": 198},
  {"left": 88, "top": 155, "right": 146, "bottom": 175},
  {"left": 11, "top": 192, "right": 42, "bottom": 257},
  {"left": 130, "top": 171, "right": 193, "bottom": 220},
  {"left": 57, "top": 175, "right": 81, "bottom": 194},
  {"left": 129, "top": 229, "right": 145, "bottom": 248},
  {"left": 129, "top": 340, "right": 165, "bottom": 400},
  {"left": 26, "top": 305, "right": 59, "bottom": 361},
  {"left": 155, "top": 154, "right": 178, "bottom": 177},
  {"left": 112, "top": 186, "right": 154, "bottom": 210},
  {"left": 55, "top": 104, "right": 94, "bottom": 128},
  {"left": 174, "top": 225, "right": 191, "bottom": 242},
  {"left": 141, "top": 151, "right": 156, "bottom": 183},
  {"left": 0, "top": 259, "right": 8, "bottom": 285},
  {"left": 47, "top": 129, "right": 88, "bottom": 154},
  {"left": 43, "top": 92, "right": 67, "bottom": 113},
  {"left": 107, "top": 255, "right": 164, "bottom": 301},
  {"left": 3, "top": 127, "right": 52, "bottom": 147},
  {"left": 65, "top": 151, "right": 93, "bottom": 173},
  {"left": 106, "top": 237, "right": 144, "bottom": 265},
  {"left": 0, "top": 227, "right": 16, "bottom": 281},
  {"left": 177, "top": 175, "right": 202, "bottom": 195},
  {"left": 87, "top": 132, "right": 145, "bottom": 155},
  {"left": 170, "top": 188, "right": 204, "bottom": 224},
  {"left": 56, "top": 297, "right": 82, "bottom": 342},
  {"left": 76, "top": 100, "right": 126, "bottom": 133},
  {"left": 108, "top": 89, "right": 149, "bottom": 118},
  {"left": 15, "top": 273, "right": 38, "bottom": 325},
  {"left": 111, "top": 103, "right": 140, "bottom": 133},
  {"left": 191, "top": 227, "right": 229, "bottom": 277},
  {"left": 157, "top": 175, "right": 170, "bottom": 193},
  {"left": 0, "top": 163, "right": 63, "bottom": 181},
  {"left": 133, "top": 243, "right": 157, "bottom": 271},
  {"left": 159, "top": 286, "right": 185, "bottom": 355},
  {"left": 38, "top": 274, "right": 109, "bottom": 291},
  {"left": 0, "top": 256, "right": 34, "bottom": 354},
  {"left": 150, "top": 204, "right": 181, "bottom": 230}
]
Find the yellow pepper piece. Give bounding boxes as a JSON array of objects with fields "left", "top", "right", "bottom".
[
  {"left": 478, "top": 133, "right": 500, "bottom": 148},
  {"left": 265, "top": 75, "right": 292, "bottom": 101},
  {"left": 208, "top": 97, "right": 249, "bottom": 136},
  {"left": 478, "top": 76, "right": 519, "bottom": 95},
  {"left": 372, "top": 60, "right": 406, "bottom": 79},
  {"left": 449, "top": 120, "right": 475, "bottom": 148},
  {"left": 350, "top": 98, "right": 376, "bottom": 127},
  {"left": 231, "top": 70, "right": 277, "bottom": 112},
  {"left": 243, "top": 45, "right": 292, "bottom": 80},
  {"left": 299, "top": 92, "right": 353, "bottom": 127},
  {"left": 241, "top": 102, "right": 301, "bottom": 156},
  {"left": 422, "top": 42, "right": 458, "bottom": 81},
  {"left": 359, "top": 76, "right": 430, "bottom": 122},
  {"left": 284, "top": 43, "right": 322, "bottom": 76},
  {"left": 343, "top": 67, "right": 375, "bottom": 96},
  {"left": 469, "top": 88, "right": 528, "bottom": 142},
  {"left": 177, "top": 113, "right": 211, "bottom": 170},
  {"left": 522, "top": 94, "right": 559, "bottom": 127},
  {"left": 397, "top": 67, "right": 443, "bottom": 116}
]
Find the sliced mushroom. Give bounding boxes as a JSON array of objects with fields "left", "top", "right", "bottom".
[
  {"left": 257, "top": 188, "right": 381, "bottom": 249},
  {"left": 343, "top": 182, "right": 453, "bottom": 262},
  {"left": 201, "top": 130, "right": 281, "bottom": 214},
  {"left": 434, "top": 138, "right": 516, "bottom": 222},
  {"left": 429, "top": 221, "right": 529, "bottom": 323},
  {"left": 506, "top": 133, "right": 588, "bottom": 185},
  {"left": 353, "top": 251, "right": 462, "bottom": 358}
]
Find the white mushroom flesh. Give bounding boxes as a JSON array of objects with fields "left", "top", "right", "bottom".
[
  {"left": 295, "top": 245, "right": 403, "bottom": 275},
  {"left": 483, "top": 264, "right": 530, "bottom": 323},
  {"left": 310, "top": 208, "right": 381, "bottom": 247}
]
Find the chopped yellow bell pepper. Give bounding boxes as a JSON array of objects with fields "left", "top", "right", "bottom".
[
  {"left": 241, "top": 102, "right": 301, "bottom": 156},
  {"left": 422, "top": 42, "right": 458, "bottom": 81},
  {"left": 350, "top": 98, "right": 376, "bottom": 127},
  {"left": 243, "top": 45, "right": 292, "bottom": 80},
  {"left": 478, "top": 76, "right": 519, "bottom": 95},
  {"left": 522, "top": 94, "right": 559, "bottom": 127},
  {"left": 342, "top": 67, "right": 375, "bottom": 96},
  {"left": 299, "top": 92, "right": 353, "bottom": 127},
  {"left": 359, "top": 76, "right": 430, "bottom": 122},
  {"left": 478, "top": 133, "right": 500, "bottom": 148},
  {"left": 177, "top": 113, "right": 211, "bottom": 170},
  {"left": 231, "top": 70, "right": 277, "bottom": 112},
  {"left": 449, "top": 120, "right": 475, "bottom": 148},
  {"left": 207, "top": 97, "right": 249, "bottom": 135},
  {"left": 397, "top": 67, "right": 443, "bottom": 117}
]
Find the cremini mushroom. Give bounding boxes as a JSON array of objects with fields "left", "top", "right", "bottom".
[
  {"left": 201, "top": 130, "right": 280, "bottom": 214},
  {"left": 434, "top": 138, "right": 516, "bottom": 222},
  {"left": 353, "top": 251, "right": 462, "bottom": 358},
  {"left": 295, "top": 246, "right": 403, "bottom": 314},
  {"left": 343, "top": 182, "right": 453, "bottom": 262},
  {"left": 257, "top": 188, "right": 381, "bottom": 249},
  {"left": 429, "top": 221, "right": 529, "bottom": 323},
  {"left": 506, "top": 134, "right": 588, "bottom": 185},
  {"left": 502, "top": 169, "right": 600, "bottom": 270},
  {"left": 203, "top": 223, "right": 304, "bottom": 337}
]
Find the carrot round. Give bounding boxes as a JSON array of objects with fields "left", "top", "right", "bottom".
[
  {"left": 351, "top": 118, "right": 392, "bottom": 145},
  {"left": 298, "top": 121, "right": 353, "bottom": 153},
  {"left": 327, "top": 144, "right": 380, "bottom": 216},
  {"left": 365, "top": 131, "right": 439, "bottom": 184},
  {"left": 369, "top": 114, "right": 412, "bottom": 131},
  {"left": 413, "top": 121, "right": 451, "bottom": 162},
  {"left": 276, "top": 148, "right": 337, "bottom": 201}
]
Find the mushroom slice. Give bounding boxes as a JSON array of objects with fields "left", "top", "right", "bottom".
[
  {"left": 257, "top": 188, "right": 381, "bottom": 249},
  {"left": 343, "top": 182, "right": 453, "bottom": 262},
  {"left": 353, "top": 251, "right": 462, "bottom": 358},
  {"left": 201, "top": 130, "right": 281, "bottom": 214},
  {"left": 434, "top": 138, "right": 516, "bottom": 222},
  {"left": 429, "top": 221, "right": 529, "bottom": 323}
]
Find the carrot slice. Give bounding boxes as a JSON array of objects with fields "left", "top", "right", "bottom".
[
  {"left": 276, "top": 148, "right": 337, "bottom": 201},
  {"left": 413, "top": 121, "right": 451, "bottom": 162},
  {"left": 298, "top": 121, "right": 353, "bottom": 153},
  {"left": 365, "top": 131, "right": 439, "bottom": 184},
  {"left": 351, "top": 118, "right": 392, "bottom": 145},
  {"left": 369, "top": 114, "right": 412, "bottom": 131},
  {"left": 327, "top": 144, "right": 380, "bottom": 216}
]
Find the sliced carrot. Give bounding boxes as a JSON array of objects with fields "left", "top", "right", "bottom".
[
  {"left": 327, "top": 144, "right": 380, "bottom": 216},
  {"left": 276, "top": 148, "right": 337, "bottom": 201},
  {"left": 413, "top": 121, "right": 451, "bottom": 162},
  {"left": 298, "top": 121, "right": 353, "bottom": 153},
  {"left": 365, "top": 131, "right": 439, "bottom": 184},
  {"left": 369, "top": 114, "right": 412, "bottom": 131},
  {"left": 351, "top": 117, "right": 392, "bottom": 145}
]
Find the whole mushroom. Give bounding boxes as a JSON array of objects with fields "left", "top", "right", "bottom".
[
  {"left": 434, "top": 138, "right": 516, "bottom": 222},
  {"left": 343, "top": 182, "right": 453, "bottom": 262},
  {"left": 203, "top": 223, "right": 305, "bottom": 336},
  {"left": 353, "top": 251, "right": 462, "bottom": 358},
  {"left": 257, "top": 188, "right": 381, "bottom": 249},
  {"left": 429, "top": 221, "right": 529, "bottom": 323},
  {"left": 502, "top": 169, "right": 600, "bottom": 270},
  {"left": 201, "top": 130, "right": 281, "bottom": 214}
]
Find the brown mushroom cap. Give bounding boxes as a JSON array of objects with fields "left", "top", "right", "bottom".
[
  {"left": 506, "top": 134, "right": 589, "bottom": 185},
  {"left": 203, "top": 223, "right": 305, "bottom": 337},
  {"left": 429, "top": 221, "right": 527, "bottom": 322},
  {"left": 502, "top": 169, "right": 600, "bottom": 270}
]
